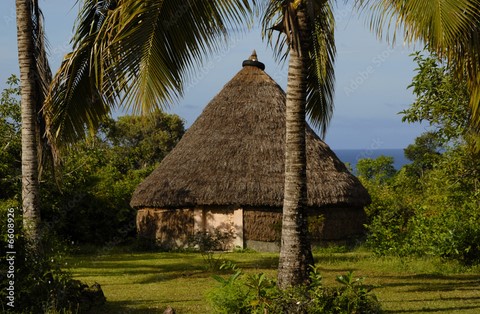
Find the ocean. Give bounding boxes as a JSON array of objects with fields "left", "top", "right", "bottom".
[{"left": 334, "top": 148, "right": 410, "bottom": 173}]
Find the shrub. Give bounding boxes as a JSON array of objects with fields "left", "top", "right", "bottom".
[
  {"left": 0, "top": 207, "right": 105, "bottom": 312},
  {"left": 362, "top": 52, "right": 480, "bottom": 264},
  {"left": 187, "top": 229, "right": 236, "bottom": 271},
  {"left": 208, "top": 262, "right": 383, "bottom": 313},
  {"left": 188, "top": 229, "right": 235, "bottom": 252},
  {"left": 363, "top": 146, "right": 480, "bottom": 265}
]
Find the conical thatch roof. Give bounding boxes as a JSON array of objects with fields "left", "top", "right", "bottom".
[{"left": 131, "top": 53, "right": 370, "bottom": 209}]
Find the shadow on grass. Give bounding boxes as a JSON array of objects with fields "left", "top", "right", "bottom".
[
  {"left": 70, "top": 250, "right": 372, "bottom": 285},
  {"left": 315, "top": 252, "right": 370, "bottom": 264},
  {"left": 384, "top": 305, "right": 480, "bottom": 313},
  {"left": 68, "top": 249, "right": 480, "bottom": 313},
  {"left": 376, "top": 273, "right": 480, "bottom": 313},
  {"left": 407, "top": 296, "right": 480, "bottom": 302},
  {"left": 69, "top": 263, "right": 204, "bottom": 281},
  {"left": 234, "top": 255, "right": 279, "bottom": 269},
  {"left": 138, "top": 253, "right": 280, "bottom": 284},
  {"left": 374, "top": 273, "right": 480, "bottom": 291},
  {"left": 85, "top": 300, "right": 167, "bottom": 314},
  {"left": 69, "top": 251, "right": 281, "bottom": 284}
]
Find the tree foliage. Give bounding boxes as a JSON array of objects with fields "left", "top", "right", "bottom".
[
  {"left": 40, "top": 112, "right": 185, "bottom": 244},
  {"left": 0, "top": 77, "right": 185, "bottom": 245},
  {"left": 356, "top": 0, "right": 480, "bottom": 139},
  {"left": 356, "top": 155, "right": 396, "bottom": 184},
  {"left": 403, "top": 132, "right": 443, "bottom": 177},
  {"left": 0, "top": 75, "right": 21, "bottom": 202},
  {"left": 364, "top": 145, "right": 480, "bottom": 263},
  {"left": 362, "top": 52, "right": 480, "bottom": 264},
  {"left": 101, "top": 111, "right": 184, "bottom": 170},
  {"left": 401, "top": 52, "right": 471, "bottom": 144}
]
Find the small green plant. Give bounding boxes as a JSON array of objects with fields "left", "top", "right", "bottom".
[
  {"left": 209, "top": 262, "right": 248, "bottom": 313},
  {"left": 201, "top": 251, "right": 226, "bottom": 271},
  {"left": 188, "top": 229, "right": 236, "bottom": 271},
  {"left": 188, "top": 229, "right": 234, "bottom": 251},
  {"left": 208, "top": 263, "right": 383, "bottom": 313},
  {"left": 245, "top": 272, "right": 276, "bottom": 312},
  {"left": 332, "top": 271, "right": 382, "bottom": 313}
]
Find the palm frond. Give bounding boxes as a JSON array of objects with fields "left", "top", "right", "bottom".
[
  {"left": 262, "top": 0, "right": 301, "bottom": 62},
  {"left": 261, "top": 0, "right": 286, "bottom": 62},
  {"left": 461, "top": 27, "right": 480, "bottom": 133},
  {"left": 306, "top": 0, "right": 336, "bottom": 137},
  {"left": 356, "top": 0, "right": 478, "bottom": 46},
  {"left": 355, "top": 0, "right": 480, "bottom": 146},
  {"left": 46, "top": 45, "right": 109, "bottom": 143},
  {"left": 45, "top": 0, "right": 110, "bottom": 144},
  {"left": 45, "top": 0, "right": 254, "bottom": 143},
  {"left": 262, "top": 0, "right": 335, "bottom": 136},
  {"left": 99, "top": 0, "right": 254, "bottom": 113}
]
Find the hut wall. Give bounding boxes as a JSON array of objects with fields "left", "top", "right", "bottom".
[
  {"left": 243, "top": 208, "right": 282, "bottom": 252},
  {"left": 309, "top": 206, "right": 366, "bottom": 241},
  {"left": 243, "top": 206, "right": 366, "bottom": 251},
  {"left": 195, "top": 206, "right": 244, "bottom": 250},
  {"left": 136, "top": 208, "right": 194, "bottom": 249},
  {"left": 137, "top": 206, "right": 244, "bottom": 251},
  {"left": 244, "top": 208, "right": 282, "bottom": 242},
  {"left": 137, "top": 205, "right": 365, "bottom": 251}
]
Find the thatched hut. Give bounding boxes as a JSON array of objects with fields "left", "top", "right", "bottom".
[{"left": 131, "top": 52, "right": 370, "bottom": 251}]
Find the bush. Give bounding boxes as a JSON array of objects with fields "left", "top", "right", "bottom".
[
  {"left": 362, "top": 51, "right": 480, "bottom": 264},
  {"left": 0, "top": 92, "right": 185, "bottom": 247},
  {"left": 188, "top": 229, "right": 235, "bottom": 252},
  {"left": 0, "top": 207, "right": 105, "bottom": 313},
  {"left": 363, "top": 145, "right": 480, "bottom": 265},
  {"left": 208, "top": 262, "right": 383, "bottom": 313}
]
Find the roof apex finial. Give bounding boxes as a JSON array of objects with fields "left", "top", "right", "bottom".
[
  {"left": 249, "top": 50, "right": 258, "bottom": 61},
  {"left": 242, "top": 49, "right": 265, "bottom": 71}
]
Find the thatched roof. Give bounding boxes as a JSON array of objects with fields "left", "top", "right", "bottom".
[{"left": 131, "top": 53, "right": 370, "bottom": 209}]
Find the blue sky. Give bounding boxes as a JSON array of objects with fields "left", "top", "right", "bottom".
[{"left": 0, "top": 1, "right": 428, "bottom": 149}]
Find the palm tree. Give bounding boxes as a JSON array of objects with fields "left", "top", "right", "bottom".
[
  {"left": 15, "top": 0, "right": 53, "bottom": 246},
  {"left": 45, "top": 0, "right": 334, "bottom": 288},
  {"left": 262, "top": 0, "right": 335, "bottom": 288},
  {"left": 356, "top": 0, "right": 480, "bottom": 147}
]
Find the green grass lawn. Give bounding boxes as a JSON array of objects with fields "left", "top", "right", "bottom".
[{"left": 66, "top": 247, "right": 480, "bottom": 313}]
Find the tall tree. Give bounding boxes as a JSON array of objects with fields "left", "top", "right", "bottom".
[
  {"left": 356, "top": 0, "right": 480, "bottom": 148},
  {"left": 262, "top": 0, "right": 335, "bottom": 288},
  {"left": 15, "top": 0, "right": 53, "bottom": 245},
  {"left": 278, "top": 4, "right": 314, "bottom": 288}
]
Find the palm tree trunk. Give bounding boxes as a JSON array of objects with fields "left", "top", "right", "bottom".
[
  {"left": 277, "top": 5, "right": 314, "bottom": 289},
  {"left": 16, "top": 0, "right": 41, "bottom": 245}
]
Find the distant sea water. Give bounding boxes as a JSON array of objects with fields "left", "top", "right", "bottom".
[{"left": 334, "top": 149, "right": 410, "bottom": 173}]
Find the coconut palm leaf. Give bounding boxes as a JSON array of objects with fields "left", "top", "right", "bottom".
[
  {"left": 356, "top": 0, "right": 480, "bottom": 142},
  {"left": 357, "top": 0, "right": 478, "bottom": 45},
  {"left": 305, "top": 0, "right": 335, "bottom": 137},
  {"left": 45, "top": 0, "right": 113, "bottom": 143},
  {"left": 261, "top": 0, "right": 302, "bottom": 62},
  {"left": 262, "top": 0, "right": 336, "bottom": 137},
  {"left": 45, "top": 0, "right": 254, "bottom": 143}
]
